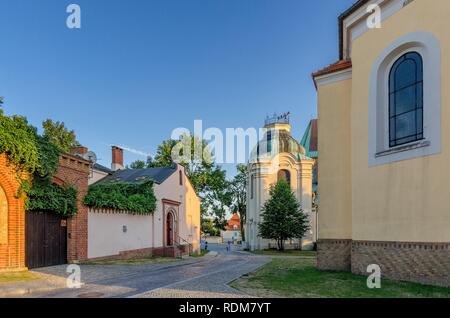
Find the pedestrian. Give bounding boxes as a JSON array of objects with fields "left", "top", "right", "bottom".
[{"left": 227, "top": 240, "right": 232, "bottom": 252}]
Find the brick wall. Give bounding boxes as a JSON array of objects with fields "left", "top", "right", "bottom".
[
  {"left": 0, "top": 154, "right": 26, "bottom": 271},
  {"left": 53, "top": 154, "right": 90, "bottom": 263},
  {"left": 317, "top": 239, "right": 352, "bottom": 272},
  {"left": 352, "top": 240, "right": 450, "bottom": 287}
]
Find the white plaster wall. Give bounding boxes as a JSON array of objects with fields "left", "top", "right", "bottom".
[
  {"left": 89, "top": 169, "right": 109, "bottom": 185},
  {"left": 88, "top": 210, "right": 153, "bottom": 259},
  {"left": 153, "top": 165, "right": 201, "bottom": 252}
]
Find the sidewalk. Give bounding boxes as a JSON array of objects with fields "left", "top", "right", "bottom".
[
  {"left": 0, "top": 254, "right": 217, "bottom": 298},
  {"left": 0, "top": 272, "right": 67, "bottom": 297}
]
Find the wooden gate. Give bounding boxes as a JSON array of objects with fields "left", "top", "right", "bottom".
[{"left": 25, "top": 211, "right": 67, "bottom": 269}]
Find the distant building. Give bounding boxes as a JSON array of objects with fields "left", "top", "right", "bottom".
[
  {"left": 221, "top": 214, "right": 242, "bottom": 243},
  {"left": 245, "top": 115, "right": 316, "bottom": 251}
]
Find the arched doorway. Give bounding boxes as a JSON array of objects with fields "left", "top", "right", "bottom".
[
  {"left": 166, "top": 212, "right": 174, "bottom": 246},
  {"left": 0, "top": 185, "right": 8, "bottom": 244}
]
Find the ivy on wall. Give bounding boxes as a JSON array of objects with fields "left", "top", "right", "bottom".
[
  {"left": 27, "top": 177, "right": 78, "bottom": 217},
  {"left": 0, "top": 111, "right": 78, "bottom": 216},
  {"left": 83, "top": 180, "right": 157, "bottom": 215}
]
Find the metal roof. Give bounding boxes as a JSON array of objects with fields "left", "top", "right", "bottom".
[{"left": 95, "top": 164, "right": 177, "bottom": 185}]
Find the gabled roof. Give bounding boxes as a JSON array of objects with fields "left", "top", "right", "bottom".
[
  {"left": 95, "top": 164, "right": 178, "bottom": 185},
  {"left": 225, "top": 214, "right": 241, "bottom": 231},
  {"left": 93, "top": 163, "right": 113, "bottom": 174},
  {"left": 312, "top": 60, "right": 353, "bottom": 79},
  {"left": 300, "top": 119, "right": 318, "bottom": 159}
]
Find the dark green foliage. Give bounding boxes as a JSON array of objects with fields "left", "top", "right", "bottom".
[
  {"left": 128, "top": 160, "right": 146, "bottom": 169},
  {"left": 0, "top": 105, "right": 78, "bottom": 215},
  {"left": 84, "top": 180, "right": 157, "bottom": 214},
  {"left": 42, "top": 119, "right": 79, "bottom": 153},
  {"left": 0, "top": 113, "right": 41, "bottom": 174},
  {"left": 258, "top": 180, "right": 310, "bottom": 251},
  {"left": 27, "top": 177, "right": 78, "bottom": 217},
  {"left": 201, "top": 218, "right": 220, "bottom": 236},
  {"left": 230, "top": 164, "right": 247, "bottom": 241}
]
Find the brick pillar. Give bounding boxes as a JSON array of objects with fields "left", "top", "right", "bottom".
[
  {"left": 54, "top": 154, "right": 90, "bottom": 263},
  {"left": 0, "top": 154, "right": 26, "bottom": 271}
]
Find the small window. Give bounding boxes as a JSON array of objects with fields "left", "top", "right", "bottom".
[
  {"left": 267, "top": 131, "right": 272, "bottom": 153},
  {"left": 277, "top": 169, "right": 291, "bottom": 186},
  {"left": 179, "top": 170, "right": 183, "bottom": 186},
  {"left": 389, "top": 52, "right": 424, "bottom": 147}
]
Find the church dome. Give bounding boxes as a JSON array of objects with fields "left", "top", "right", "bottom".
[{"left": 250, "top": 128, "right": 307, "bottom": 161}]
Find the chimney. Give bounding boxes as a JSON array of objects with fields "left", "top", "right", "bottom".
[
  {"left": 71, "top": 146, "right": 88, "bottom": 156},
  {"left": 111, "top": 146, "right": 124, "bottom": 171}
]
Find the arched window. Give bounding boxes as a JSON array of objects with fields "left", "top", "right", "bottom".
[
  {"left": 277, "top": 169, "right": 291, "bottom": 186},
  {"left": 389, "top": 52, "right": 423, "bottom": 147}
]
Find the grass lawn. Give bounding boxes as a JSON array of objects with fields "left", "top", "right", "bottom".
[
  {"left": 250, "top": 250, "right": 317, "bottom": 257},
  {"left": 0, "top": 271, "right": 41, "bottom": 284},
  {"left": 81, "top": 256, "right": 180, "bottom": 266},
  {"left": 230, "top": 258, "right": 450, "bottom": 298}
]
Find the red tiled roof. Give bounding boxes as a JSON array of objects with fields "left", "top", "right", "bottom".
[
  {"left": 225, "top": 214, "right": 241, "bottom": 231},
  {"left": 312, "top": 60, "right": 352, "bottom": 79}
]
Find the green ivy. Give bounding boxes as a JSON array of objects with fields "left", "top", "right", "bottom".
[
  {"left": 84, "top": 180, "right": 157, "bottom": 215},
  {"left": 0, "top": 114, "right": 40, "bottom": 174},
  {"left": 27, "top": 177, "right": 78, "bottom": 217},
  {"left": 0, "top": 111, "right": 78, "bottom": 215}
]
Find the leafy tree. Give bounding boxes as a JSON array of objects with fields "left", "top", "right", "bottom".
[
  {"left": 128, "top": 160, "right": 146, "bottom": 169},
  {"left": 148, "top": 135, "right": 230, "bottom": 225},
  {"left": 0, "top": 104, "right": 77, "bottom": 215},
  {"left": 258, "top": 180, "right": 310, "bottom": 251},
  {"left": 42, "top": 119, "right": 79, "bottom": 153},
  {"left": 201, "top": 218, "right": 220, "bottom": 236},
  {"left": 230, "top": 164, "right": 247, "bottom": 241},
  {"left": 147, "top": 140, "right": 178, "bottom": 168}
]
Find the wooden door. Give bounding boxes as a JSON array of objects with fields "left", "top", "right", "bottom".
[{"left": 26, "top": 211, "right": 67, "bottom": 269}]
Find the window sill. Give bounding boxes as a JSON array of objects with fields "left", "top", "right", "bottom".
[{"left": 375, "top": 140, "right": 431, "bottom": 158}]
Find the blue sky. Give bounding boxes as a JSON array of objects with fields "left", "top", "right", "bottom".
[{"left": 0, "top": 0, "right": 355, "bottom": 176}]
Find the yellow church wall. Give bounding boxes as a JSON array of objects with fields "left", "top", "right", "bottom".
[
  {"left": 317, "top": 78, "right": 352, "bottom": 240},
  {"left": 350, "top": 0, "right": 450, "bottom": 243}
]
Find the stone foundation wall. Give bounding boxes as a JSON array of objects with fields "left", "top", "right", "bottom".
[
  {"left": 352, "top": 241, "right": 450, "bottom": 287},
  {"left": 317, "top": 239, "right": 351, "bottom": 271}
]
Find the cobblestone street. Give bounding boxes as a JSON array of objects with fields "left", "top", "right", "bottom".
[{"left": 15, "top": 244, "right": 268, "bottom": 298}]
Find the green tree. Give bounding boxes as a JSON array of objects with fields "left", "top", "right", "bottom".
[
  {"left": 42, "top": 119, "right": 78, "bottom": 153},
  {"left": 201, "top": 218, "right": 220, "bottom": 236},
  {"left": 128, "top": 160, "right": 146, "bottom": 169},
  {"left": 258, "top": 180, "right": 310, "bottom": 251},
  {"left": 230, "top": 164, "right": 247, "bottom": 241},
  {"left": 149, "top": 135, "right": 230, "bottom": 224}
]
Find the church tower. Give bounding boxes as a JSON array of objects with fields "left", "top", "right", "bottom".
[{"left": 245, "top": 114, "right": 316, "bottom": 251}]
